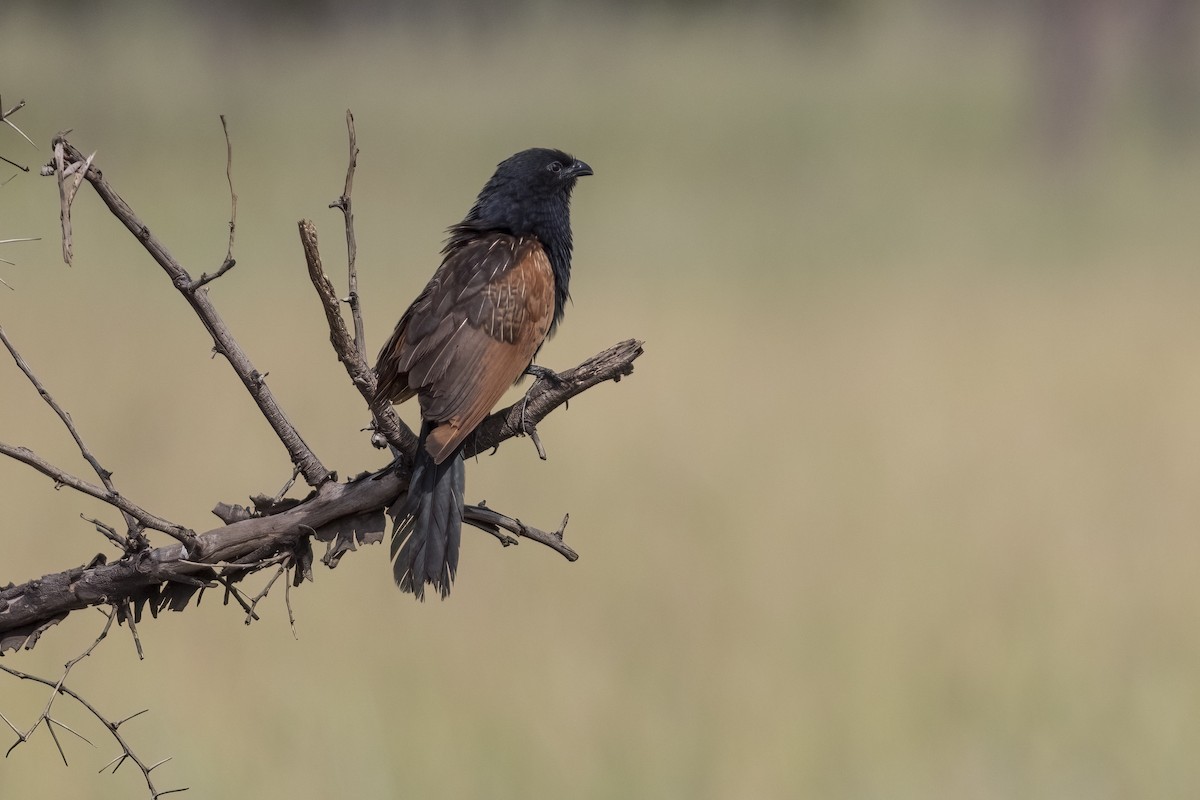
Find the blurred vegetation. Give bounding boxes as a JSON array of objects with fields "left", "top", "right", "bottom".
[{"left": 3, "top": 1, "right": 1200, "bottom": 798}]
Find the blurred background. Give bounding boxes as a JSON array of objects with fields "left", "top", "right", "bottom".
[{"left": 3, "top": 0, "right": 1200, "bottom": 797}]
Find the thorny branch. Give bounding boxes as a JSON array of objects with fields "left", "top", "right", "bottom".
[
  {"left": 45, "top": 137, "right": 330, "bottom": 486},
  {"left": 0, "top": 440, "right": 194, "bottom": 548},
  {"left": 1, "top": 96, "right": 37, "bottom": 288},
  {"left": 298, "top": 219, "right": 418, "bottom": 454},
  {"left": 4, "top": 127, "right": 640, "bottom": 639},
  {"left": 329, "top": 109, "right": 366, "bottom": 358},
  {"left": 1, "top": 96, "right": 36, "bottom": 151},
  {"left": 1, "top": 338, "right": 642, "bottom": 649},
  {"left": 1, "top": 121, "right": 642, "bottom": 796},
  {"left": 0, "top": 326, "right": 147, "bottom": 549},
  {"left": 1, "top": 609, "right": 187, "bottom": 798},
  {"left": 1, "top": 95, "right": 36, "bottom": 173}
]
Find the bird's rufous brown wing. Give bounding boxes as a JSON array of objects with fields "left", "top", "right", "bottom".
[{"left": 374, "top": 233, "right": 555, "bottom": 464}]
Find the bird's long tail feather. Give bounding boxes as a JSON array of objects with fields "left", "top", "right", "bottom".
[{"left": 390, "top": 423, "right": 465, "bottom": 600}]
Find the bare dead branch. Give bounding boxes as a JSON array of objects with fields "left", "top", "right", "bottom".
[
  {"left": 283, "top": 566, "right": 298, "bottom": 638},
  {"left": 0, "top": 442, "right": 195, "bottom": 549},
  {"left": 244, "top": 564, "right": 286, "bottom": 624},
  {"left": 1, "top": 324, "right": 146, "bottom": 547},
  {"left": 464, "top": 338, "right": 644, "bottom": 460},
  {"left": 5, "top": 608, "right": 115, "bottom": 758},
  {"left": 219, "top": 114, "right": 237, "bottom": 267},
  {"left": 527, "top": 422, "right": 548, "bottom": 460},
  {"left": 272, "top": 467, "right": 300, "bottom": 503},
  {"left": 0, "top": 610, "right": 186, "bottom": 799},
  {"left": 47, "top": 136, "right": 331, "bottom": 487},
  {"left": 464, "top": 504, "right": 577, "bottom": 560},
  {"left": 215, "top": 575, "right": 256, "bottom": 620},
  {"left": 189, "top": 116, "right": 238, "bottom": 291},
  {"left": 118, "top": 600, "right": 144, "bottom": 660},
  {"left": 298, "top": 218, "right": 418, "bottom": 453},
  {"left": 82, "top": 515, "right": 128, "bottom": 550},
  {"left": 1, "top": 339, "right": 642, "bottom": 648},
  {"left": 328, "top": 109, "right": 366, "bottom": 358},
  {"left": 2, "top": 468, "right": 393, "bottom": 646},
  {"left": 0, "top": 154, "right": 29, "bottom": 172},
  {"left": 187, "top": 257, "right": 235, "bottom": 290}
]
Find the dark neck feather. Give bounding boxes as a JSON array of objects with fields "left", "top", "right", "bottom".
[{"left": 445, "top": 195, "right": 574, "bottom": 334}]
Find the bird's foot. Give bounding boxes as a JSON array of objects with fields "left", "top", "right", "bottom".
[
  {"left": 524, "top": 363, "right": 564, "bottom": 386},
  {"left": 516, "top": 364, "right": 562, "bottom": 460}
]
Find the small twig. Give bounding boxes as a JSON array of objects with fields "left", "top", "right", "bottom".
[
  {"left": 328, "top": 109, "right": 366, "bottom": 358},
  {"left": 244, "top": 565, "right": 286, "bottom": 624},
  {"left": 527, "top": 424, "right": 547, "bottom": 460},
  {"left": 189, "top": 116, "right": 239, "bottom": 291},
  {"left": 298, "top": 219, "right": 417, "bottom": 454},
  {"left": 120, "top": 600, "right": 145, "bottom": 660},
  {"left": 0, "top": 95, "right": 35, "bottom": 150},
  {"left": 1, "top": 323, "right": 145, "bottom": 546},
  {"left": 0, "top": 153, "right": 29, "bottom": 172},
  {"left": 48, "top": 136, "right": 331, "bottom": 487},
  {"left": 0, "top": 440, "right": 195, "bottom": 549},
  {"left": 3, "top": 608, "right": 115, "bottom": 758},
  {"left": 464, "top": 504, "right": 577, "bottom": 561},
  {"left": 283, "top": 567, "right": 298, "bottom": 639},
  {"left": 0, "top": 324, "right": 114, "bottom": 481},
  {"left": 82, "top": 514, "right": 128, "bottom": 550},
  {"left": 219, "top": 115, "right": 237, "bottom": 267},
  {"left": 213, "top": 575, "right": 256, "bottom": 620},
  {"left": 273, "top": 467, "right": 300, "bottom": 503},
  {"left": 0, "top": 609, "right": 186, "bottom": 798},
  {"left": 188, "top": 259, "right": 235, "bottom": 290}
]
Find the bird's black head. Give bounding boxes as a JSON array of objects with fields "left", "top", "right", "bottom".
[
  {"left": 449, "top": 148, "right": 593, "bottom": 331},
  {"left": 459, "top": 147, "right": 592, "bottom": 239}
]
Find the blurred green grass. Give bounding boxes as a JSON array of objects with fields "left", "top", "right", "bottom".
[{"left": 5, "top": 5, "right": 1200, "bottom": 799}]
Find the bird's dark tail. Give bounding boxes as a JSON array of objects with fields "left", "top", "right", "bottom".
[{"left": 390, "top": 423, "right": 465, "bottom": 600}]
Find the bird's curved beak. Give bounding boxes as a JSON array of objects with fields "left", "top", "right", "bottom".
[{"left": 570, "top": 160, "right": 594, "bottom": 177}]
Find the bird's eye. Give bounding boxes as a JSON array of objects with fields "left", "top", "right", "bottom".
[{"left": 547, "top": 161, "right": 562, "bottom": 173}]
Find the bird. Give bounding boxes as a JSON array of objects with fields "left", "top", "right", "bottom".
[{"left": 373, "top": 147, "right": 593, "bottom": 600}]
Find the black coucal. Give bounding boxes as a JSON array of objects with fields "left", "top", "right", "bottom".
[{"left": 373, "top": 148, "right": 593, "bottom": 600}]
